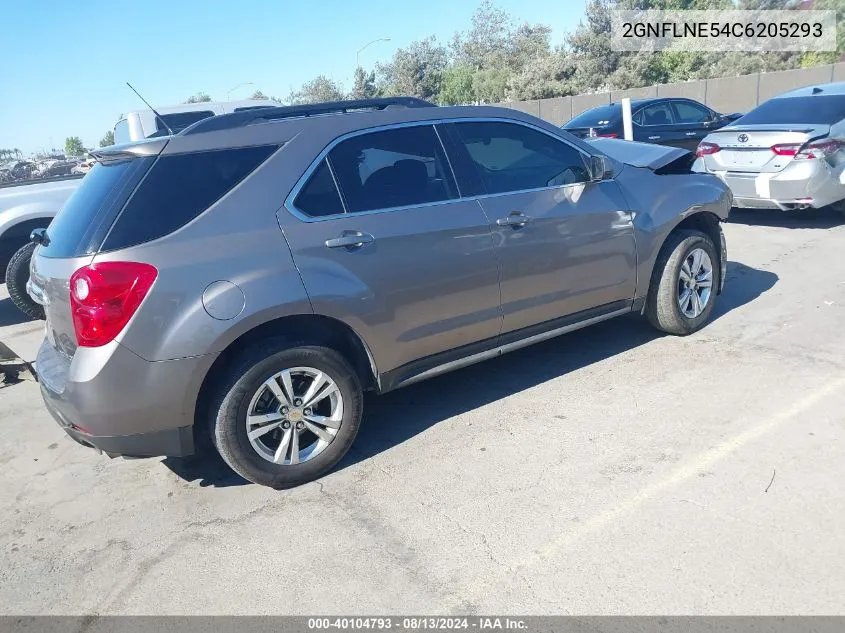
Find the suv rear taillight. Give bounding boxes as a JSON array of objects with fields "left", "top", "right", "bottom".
[
  {"left": 772, "top": 140, "right": 843, "bottom": 160},
  {"left": 696, "top": 142, "right": 720, "bottom": 156},
  {"left": 70, "top": 262, "right": 157, "bottom": 347}
]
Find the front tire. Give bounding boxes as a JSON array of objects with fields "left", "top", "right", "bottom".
[
  {"left": 645, "top": 229, "right": 719, "bottom": 336},
  {"left": 5, "top": 241, "right": 45, "bottom": 321},
  {"left": 210, "top": 341, "right": 363, "bottom": 489}
]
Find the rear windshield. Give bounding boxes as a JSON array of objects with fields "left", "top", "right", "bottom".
[
  {"left": 735, "top": 95, "right": 845, "bottom": 125},
  {"left": 565, "top": 105, "right": 620, "bottom": 128},
  {"left": 39, "top": 157, "right": 153, "bottom": 258}
]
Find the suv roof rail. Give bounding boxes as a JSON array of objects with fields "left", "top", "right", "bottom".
[{"left": 180, "top": 97, "right": 436, "bottom": 136}]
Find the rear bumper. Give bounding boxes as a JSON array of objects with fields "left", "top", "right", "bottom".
[
  {"left": 37, "top": 338, "right": 215, "bottom": 458},
  {"left": 43, "top": 389, "right": 194, "bottom": 457},
  {"left": 694, "top": 158, "right": 845, "bottom": 210}
]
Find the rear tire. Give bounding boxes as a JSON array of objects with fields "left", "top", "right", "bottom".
[
  {"left": 645, "top": 229, "right": 719, "bottom": 336},
  {"left": 210, "top": 340, "right": 363, "bottom": 489},
  {"left": 5, "top": 242, "right": 45, "bottom": 321}
]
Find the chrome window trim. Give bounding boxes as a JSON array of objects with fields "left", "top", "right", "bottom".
[{"left": 284, "top": 117, "right": 596, "bottom": 223}]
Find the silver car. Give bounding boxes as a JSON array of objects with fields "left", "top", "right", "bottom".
[
  {"left": 29, "top": 98, "right": 730, "bottom": 489},
  {"left": 693, "top": 82, "right": 845, "bottom": 214}
]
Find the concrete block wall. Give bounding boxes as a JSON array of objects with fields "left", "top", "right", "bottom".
[{"left": 498, "top": 61, "right": 845, "bottom": 126}]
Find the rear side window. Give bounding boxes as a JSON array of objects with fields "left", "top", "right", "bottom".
[
  {"left": 637, "top": 102, "right": 674, "bottom": 126},
  {"left": 103, "top": 145, "right": 276, "bottom": 251},
  {"left": 157, "top": 111, "right": 215, "bottom": 134},
  {"left": 735, "top": 95, "right": 845, "bottom": 125},
  {"left": 294, "top": 159, "right": 344, "bottom": 217},
  {"left": 328, "top": 125, "right": 457, "bottom": 213},
  {"left": 39, "top": 157, "right": 154, "bottom": 258}
]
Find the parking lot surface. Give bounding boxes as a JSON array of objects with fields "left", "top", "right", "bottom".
[{"left": 1, "top": 209, "right": 844, "bottom": 615}]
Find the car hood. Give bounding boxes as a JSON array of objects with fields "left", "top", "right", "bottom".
[{"left": 587, "top": 138, "right": 691, "bottom": 171}]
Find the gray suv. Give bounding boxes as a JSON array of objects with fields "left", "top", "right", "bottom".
[{"left": 29, "top": 98, "right": 731, "bottom": 488}]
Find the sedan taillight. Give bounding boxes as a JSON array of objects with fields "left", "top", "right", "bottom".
[
  {"left": 696, "top": 142, "right": 720, "bottom": 156},
  {"left": 772, "top": 140, "right": 843, "bottom": 160}
]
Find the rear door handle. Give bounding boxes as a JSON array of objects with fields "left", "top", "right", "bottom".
[
  {"left": 648, "top": 135, "right": 661, "bottom": 140},
  {"left": 496, "top": 212, "right": 531, "bottom": 228},
  {"left": 685, "top": 132, "right": 698, "bottom": 136},
  {"left": 325, "top": 231, "right": 374, "bottom": 249}
]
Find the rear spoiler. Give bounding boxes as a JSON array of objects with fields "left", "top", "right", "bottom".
[{"left": 90, "top": 138, "right": 168, "bottom": 164}]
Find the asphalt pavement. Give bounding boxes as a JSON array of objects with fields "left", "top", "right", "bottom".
[{"left": 1, "top": 208, "right": 844, "bottom": 614}]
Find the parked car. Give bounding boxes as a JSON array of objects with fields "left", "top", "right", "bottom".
[
  {"left": 29, "top": 97, "right": 730, "bottom": 489},
  {"left": 563, "top": 98, "right": 742, "bottom": 152},
  {"left": 0, "top": 175, "right": 82, "bottom": 319},
  {"left": 693, "top": 82, "right": 845, "bottom": 214},
  {"left": 114, "top": 99, "right": 283, "bottom": 144}
]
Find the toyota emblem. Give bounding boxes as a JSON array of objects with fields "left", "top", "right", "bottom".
[{"left": 737, "top": 133, "right": 749, "bottom": 143}]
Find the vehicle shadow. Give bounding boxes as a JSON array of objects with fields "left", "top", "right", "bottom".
[
  {"left": 163, "top": 260, "right": 777, "bottom": 488},
  {"left": 729, "top": 206, "right": 844, "bottom": 229},
  {"left": 0, "top": 293, "right": 32, "bottom": 327}
]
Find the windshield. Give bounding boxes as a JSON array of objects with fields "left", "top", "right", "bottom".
[
  {"left": 565, "top": 105, "right": 620, "bottom": 128},
  {"left": 734, "top": 95, "right": 845, "bottom": 126}
]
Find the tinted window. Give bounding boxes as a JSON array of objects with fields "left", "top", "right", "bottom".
[
  {"left": 328, "top": 125, "right": 457, "bottom": 213},
  {"left": 103, "top": 145, "right": 276, "bottom": 250},
  {"left": 157, "top": 110, "right": 215, "bottom": 134},
  {"left": 114, "top": 119, "right": 131, "bottom": 145},
  {"left": 673, "top": 101, "right": 712, "bottom": 123},
  {"left": 565, "top": 105, "right": 620, "bottom": 128},
  {"left": 734, "top": 95, "right": 845, "bottom": 125},
  {"left": 637, "top": 102, "right": 674, "bottom": 126},
  {"left": 294, "top": 159, "right": 344, "bottom": 217},
  {"left": 452, "top": 121, "right": 590, "bottom": 195},
  {"left": 39, "top": 158, "right": 154, "bottom": 258}
]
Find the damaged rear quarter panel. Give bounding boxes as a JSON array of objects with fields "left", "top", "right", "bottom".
[{"left": 615, "top": 166, "right": 732, "bottom": 302}]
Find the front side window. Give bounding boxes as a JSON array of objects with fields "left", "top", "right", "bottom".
[
  {"left": 452, "top": 121, "right": 590, "bottom": 195},
  {"left": 636, "top": 103, "right": 675, "bottom": 126},
  {"left": 114, "top": 119, "right": 131, "bottom": 145},
  {"left": 328, "top": 125, "right": 457, "bottom": 213},
  {"left": 673, "top": 101, "right": 712, "bottom": 124}
]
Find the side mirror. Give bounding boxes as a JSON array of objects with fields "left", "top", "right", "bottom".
[
  {"left": 589, "top": 155, "right": 613, "bottom": 181},
  {"left": 30, "top": 228, "right": 49, "bottom": 247}
]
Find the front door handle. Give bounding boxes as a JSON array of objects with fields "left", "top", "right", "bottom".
[
  {"left": 496, "top": 212, "right": 531, "bottom": 228},
  {"left": 648, "top": 135, "right": 661, "bottom": 140},
  {"left": 685, "top": 132, "right": 698, "bottom": 136},
  {"left": 325, "top": 231, "right": 374, "bottom": 249}
]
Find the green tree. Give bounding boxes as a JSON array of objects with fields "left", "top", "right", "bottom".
[
  {"left": 439, "top": 66, "right": 476, "bottom": 104},
  {"left": 64, "top": 137, "right": 85, "bottom": 157},
  {"left": 185, "top": 92, "right": 212, "bottom": 103},
  {"left": 351, "top": 67, "right": 377, "bottom": 99},
  {"left": 250, "top": 90, "right": 268, "bottom": 100},
  {"left": 99, "top": 130, "right": 115, "bottom": 147},
  {"left": 450, "top": 0, "right": 512, "bottom": 70},
  {"left": 376, "top": 36, "right": 447, "bottom": 99},
  {"left": 287, "top": 76, "right": 345, "bottom": 105}
]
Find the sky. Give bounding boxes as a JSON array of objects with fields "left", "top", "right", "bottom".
[{"left": 0, "top": 0, "right": 584, "bottom": 155}]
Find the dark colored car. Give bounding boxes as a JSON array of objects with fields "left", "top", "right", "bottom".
[{"left": 563, "top": 98, "right": 742, "bottom": 152}]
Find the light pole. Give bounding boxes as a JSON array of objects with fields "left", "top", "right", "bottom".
[
  {"left": 356, "top": 37, "right": 390, "bottom": 69},
  {"left": 226, "top": 82, "right": 254, "bottom": 100}
]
